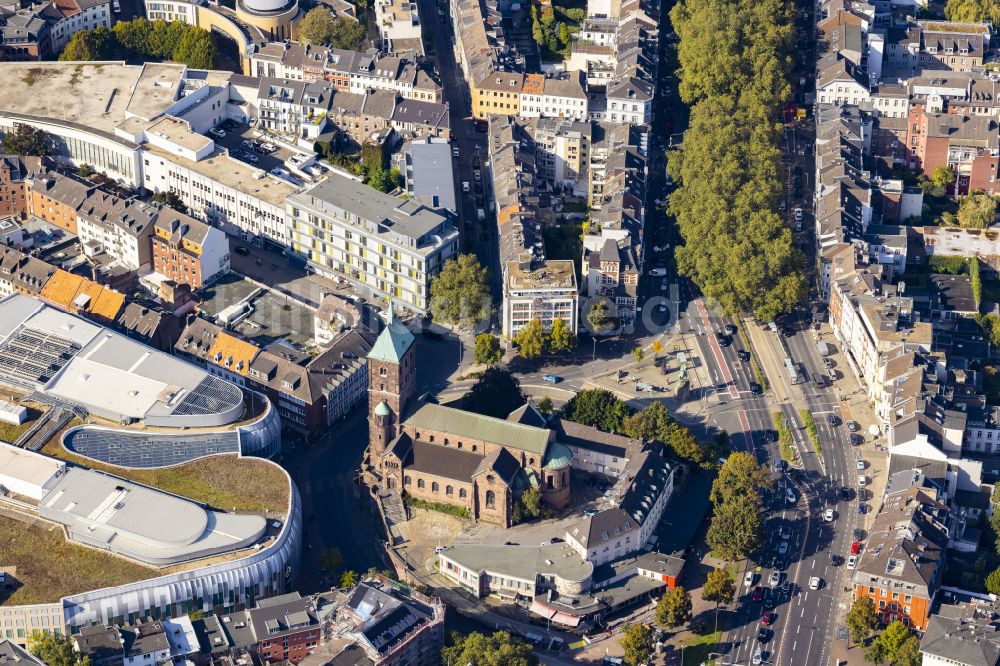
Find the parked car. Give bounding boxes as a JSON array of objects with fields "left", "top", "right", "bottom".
[
  {"left": 847, "top": 420, "right": 859, "bottom": 432},
  {"left": 745, "top": 571, "right": 757, "bottom": 588},
  {"left": 779, "top": 525, "right": 791, "bottom": 540},
  {"left": 856, "top": 459, "right": 866, "bottom": 470},
  {"left": 757, "top": 628, "right": 772, "bottom": 644},
  {"left": 542, "top": 374, "right": 561, "bottom": 384},
  {"left": 760, "top": 610, "right": 775, "bottom": 625},
  {"left": 752, "top": 586, "right": 765, "bottom": 602},
  {"left": 209, "top": 127, "right": 226, "bottom": 138},
  {"left": 794, "top": 208, "right": 803, "bottom": 222},
  {"left": 851, "top": 541, "right": 862, "bottom": 555},
  {"left": 847, "top": 555, "right": 858, "bottom": 569},
  {"left": 750, "top": 382, "right": 763, "bottom": 395},
  {"left": 725, "top": 323, "right": 737, "bottom": 335},
  {"left": 824, "top": 509, "right": 835, "bottom": 522},
  {"left": 768, "top": 571, "right": 781, "bottom": 587},
  {"left": 461, "top": 181, "right": 470, "bottom": 193},
  {"left": 859, "top": 503, "right": 869, "bottom": 514},
  {"left": 785, "top": 487, "right": 796, "bottom": 504},
  {"left": 850, "top": 433, "right": 863, "bottom": 445},
  {"left": 777, "top": 540, "right": 789, "bottom": 556},
  {"left": 649, "top": 267, "right": 667, "bottom": 276},
  {"left": 452, "top": 146, "right": 460, "bottom": 157}
]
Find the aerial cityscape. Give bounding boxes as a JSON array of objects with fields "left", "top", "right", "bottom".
[{"left": 2, "top": 0, "right": 1000, "bottom": 661}]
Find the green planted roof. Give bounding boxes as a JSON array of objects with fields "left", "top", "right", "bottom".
[
  {"left": 405, "top": 402, "right": 552, "bottom": 455},
  {"left": 368, "top": 306, "right": 414, "bottom": 364}
]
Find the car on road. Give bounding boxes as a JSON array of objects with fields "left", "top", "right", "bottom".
[
  {"left": 847, "top": 420, "right": 859, "bottom": 432},
  {"left": 452, "top": 146, "right": 460, "bottom": 157},
  {"left": 757, "top": 628, "right": 772, "bottom": 644},
  {"left": 847, "top": 555, "right": 858, "bottom": 569},
  {"left": 461, "top": 181, "right": 470, "bottom": 193},
  {"left": 824, "top": 508, "right": 835, "bottom": 522},
  {"left": 794, "top": 207, "right": 803, "bottom": 222},
  {"left": 858, "top": 474, "right": 867, "bottom": 486},
  {"left": 777, "top": 540, "right": 789, "bottom": 556},
  {"left": 435, "top": 546, "right": 446, "bottom": 553},
  {"left": 752, "top": 586, "right": 765, "bottom": 602},
  {"left": 761, "top": 610, "right": 775, "bottom": 626},
  {"left": 828, "top": 414, "right": 840, "bottom": 426},
  {"left": 716, "top": 333, "right": 732, "bottom": 347},
  {"left": 768, "top": 571, "right": 781, "bottom": 587},
  {"left": 841, "top": 486, "right": 852, "bottom": 501},
  {"left": 854, "top": 529, "right": 866, "bottom": 541},
  {"left": 778, "top": 525, "right": 791, "bottom": 540},
  {"left": 824, "top": 358, "right": 834, "bottom": 368},
  {"left": 750, "top": 382, "right": 763, "bottom": 395},
  {"left": 850, "top": 433, "right": 863, "bottom": 445},
  {"left": 542, "top": 374, "right": 561, "bottom": 384},
  {"left": 772, "top": 459, "right": 784, "bottom": 473},
  {"left": 830, "top": 554, "right": 843, "bottom": 566},
  {"left": 649, "top": 267, "right": 667, "bottom": 276},
  {"left": 809, "top": 576, "right": 821, "bottom": 590},
  {"left": 753, "top": 649, "right": 764, "bottom": 665},
  {"left": 660, "top": 278, "right": 669, "bottom": 291},
  {"left": 785, "top": 487, "right": 796, "bottom": 505},
  {"left": 856, "top": 459, "right": 866, "bottom": 470},
  {"left": 745, "top": 571, "right": 757, "bottom": 587},
  {"left": 851, "top": 541, "right": 862, "bottom": 554},
  {"left": 725, "top": 323, "right": 738, "bottom": 335},
  {"left": 209, "top": 127, "right": 226, "bottom": 138},
  {"left": 773, "top": 556, "right": 787, "bottom": 572},
  {"left": 859, "top": 503, "right": 869, "bottom": 514},
  {"left": 738, "top": 350, "right": 751, "bottom": 362}
]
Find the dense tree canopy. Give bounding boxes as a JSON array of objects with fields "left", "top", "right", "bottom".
[
  {"left": 957, "top": 192, "right": 998, "bottom": 229},
  {"left": 668, "top": 0, "right": 805, "bottom": 320},
  {"left": 59, "top": 18, "right": 216, "bottom": 69},
  {"left": 655, "top": 586, "right": 692, "bottom": 629},
  {"left": 0, "top": 124, "right": 52, "bottom": 156},
  {"left": 473, "top": 333, "right": 503, "bottom": 366},
  {"left": 429, "top": 254, "right": 491, "bottom": 326},
  {"left": 945, "top": 0, "right": 1000, "bottom": 25},
  {"left": 619, "top": 624, "right": 655, "bottom": 666},
  {"left": 710, "top": 451, "right": 772, "bottom": 506},
  {"left": 847, "top": 597, "right": 878, "bottom": 645},
  {"left": 442, "top": 631, "right": 537, "bottom": 666},
  {"left": 561, "top": 388, "right": 632, "bottom": 433},
  {"left": 462, "top": 367, "right": 527, "bottom": 419},
  {"left": 702, "top": 568, "right": 736, "bottom": 606},
  {"left": 29, "top": 632, "right": 90, "bottom": 666},
  {"left": 706, "top": 494, "right": 763, "bottom": 561}
]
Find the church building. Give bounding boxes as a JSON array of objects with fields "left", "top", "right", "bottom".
[{"left": 365, "top": 309, "right": 574, "bottom": 527}]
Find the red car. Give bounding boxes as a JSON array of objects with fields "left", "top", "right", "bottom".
[
  {"left": 752, "top": 587, "right": 765, "bottom": 603},
  {"left": 761, "top": 610, "right": 775, "bottom": 626},
  {"left": 851, "top": 541, "right": 862, "bottom": 555}
]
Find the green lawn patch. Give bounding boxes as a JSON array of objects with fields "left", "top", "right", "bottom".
[
  {"left": 799, "top": 409, "right": 822, "bottom": 456},
  {"left": 43, "top": 432, "right": 289, "bottom": 516},
  {"left": 773, "top": 412, "right": 797, "bottom": 463},
  {"left": 681, "top": 631, "right": 722, "bottom": 666},
  {"left": 0, "top": 513, "right": 155, "bottom": 605}
]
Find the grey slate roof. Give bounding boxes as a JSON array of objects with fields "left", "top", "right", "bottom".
[
  {"left": 405, "top": 439, "right": 484, "bottom": 481},
  {"left": 472, "top": 446, "right": 522, "bottom": 483},
  {"left": 0, "top": 640, "right": 45, "bottom": 665},
  {"left": 921, "top": 610, "right": 1000, "bottom": 666}
]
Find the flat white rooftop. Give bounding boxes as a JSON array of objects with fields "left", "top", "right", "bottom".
[{"left": 0, "top": 441, "right": 65, "bottom": 489}]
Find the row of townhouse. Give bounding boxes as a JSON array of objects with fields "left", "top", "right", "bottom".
[
  {"left": 175, "top": 313, "right": 375, "bottom": 432},
  {"left": 812, "top": 0, "right": 1000, "bottom": 638},
  {"left": 1, "top": 0, "right": 111, "bottom": 61},
  {"left": 253, "top": 76, "right": 450, "bottom": 147},
  {"left": 68, "top": 581, "right": 444, "bottom": 666},
  {"left": 449, "top": 0, "right": 654, "bottom": 124},
  {"left": 249, "top": 42, "right": 443, "bottom": 102},
  {"left": 0, "top": 162, "right": 230, "bottom": 288}
]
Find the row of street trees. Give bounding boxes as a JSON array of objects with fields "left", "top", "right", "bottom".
[{"left": 668, "top": 0, "right": 805, "bottom": 321}]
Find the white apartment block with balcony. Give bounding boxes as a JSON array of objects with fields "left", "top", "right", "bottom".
[
  {"left": 502, "top": 255, "right": 578, "bottom": 338},
  {"left": 286, "top": 174, "right": 459, "bottom": 313}
]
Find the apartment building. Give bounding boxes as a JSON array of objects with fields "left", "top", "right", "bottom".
[
  {"left": 75, "top": 193, "right": 157, "bottom": 271},
  {"left": 0, "top": 156, "right": 42, "bottom": 218},
  {"left": 816, "top": 54, "right": 872, "bottom": 107},
  {"left": 582, "top": 237, "right": 639, "bottom": 323},
  {"left": 141, "top": 147, "right": 295, "bottom": 246},
  {"left": 26, "top": 170, "right": 97, "bottom": 235},
  {"left": 151, "top": 207, "right": 230, "bottom": 288},
  {"left": 0, "top": 246, "right": 56, "bottom": 296},
  {"left": 374, "top": 0, "right": 421, "bottom": 53},
  {"left": 905, "top": 104, "right": 1000, "bottom": 194},
  {"left": 47, "top": 0, "right": 112, "bottom": 53},
  {"left": 1, "top": 9, "right": 52, "bottom": 60},
  {"left": 286, "top": 174, "right": 459, "bottom": 313},
  {"left": 851, "top": 484, "right": 950, "bottom": 631},
  {"left": 490, "top": 117, "right": 579, "bottom": 339},
  {"left": 523, "top": 117, "right": 591, "bottom": 194}
]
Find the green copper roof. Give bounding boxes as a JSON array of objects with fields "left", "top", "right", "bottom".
[
  {"left": 405, "top": 402, "right": 552, "bottom": 455},
  {"left": 375, "top": 401, "right": 391, "bottom": 416},
  {"left": 368, "top": 306, "right": 414, "bottom": 364},
  {"left": 543, "top": 441, "right": 573, "bottom": 469}
]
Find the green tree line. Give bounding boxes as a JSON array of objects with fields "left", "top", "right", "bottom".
[
  {"left": 667, "top": 0, "right": 806, "bottom": 321},
  {"left": 60, "top": 18, "right": 217, "bottom": 70}
]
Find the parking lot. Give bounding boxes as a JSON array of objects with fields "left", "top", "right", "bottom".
[{"left": 208, "top": 121, "right": 299, "bottom": 175}]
